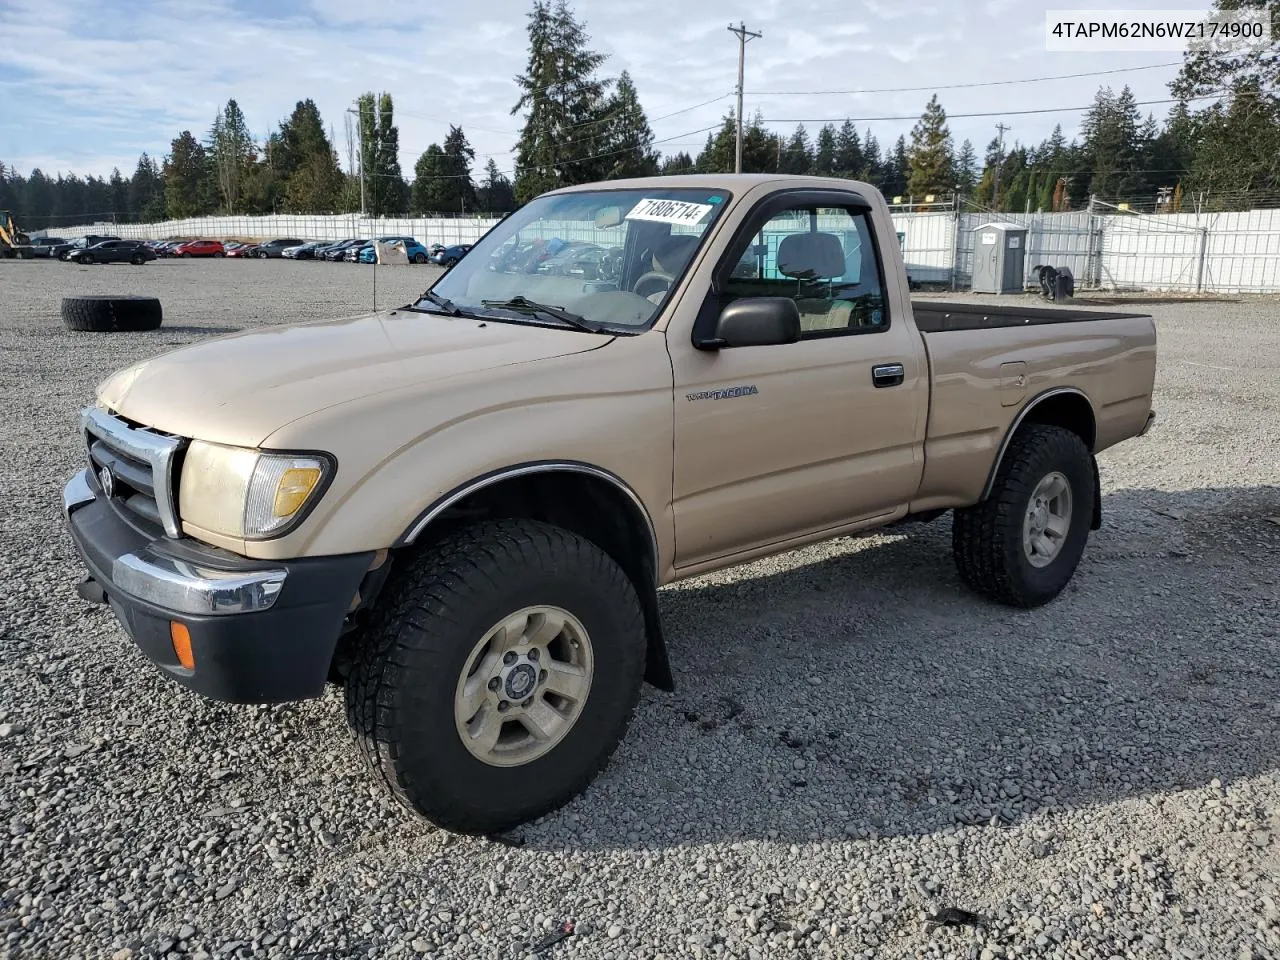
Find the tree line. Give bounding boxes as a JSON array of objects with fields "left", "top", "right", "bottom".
[{"left": 1, "top": 0, "right": 1276, "bottom": 230}]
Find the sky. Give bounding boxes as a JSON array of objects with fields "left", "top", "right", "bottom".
[{"left": 0, "top": 0, "right": 1200, "bottom": 182}]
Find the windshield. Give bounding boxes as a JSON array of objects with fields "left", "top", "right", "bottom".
[{"left": 417, "top": 187, "right": 731, "bottom": 332}]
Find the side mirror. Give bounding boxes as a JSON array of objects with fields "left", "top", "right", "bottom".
[{"left": 696, "top": 297, "right": 801, "bottom": 350}]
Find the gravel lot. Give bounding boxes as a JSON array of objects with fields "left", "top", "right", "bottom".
[{"left": 1, "top": 258, "right": 1277, "bottom": 960}]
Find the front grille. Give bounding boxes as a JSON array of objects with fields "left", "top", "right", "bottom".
[{"left": 81, "top": 406, "right": 185, "bottom": 537}]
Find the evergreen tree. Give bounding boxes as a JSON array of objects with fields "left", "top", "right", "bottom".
[
  {"left": 884, "top": 135, "right": 909, "bottom": 198},
  {"left": 1187, "top": 78, "right": 1280, "bottom": 200},
  {"left": 812, "top": 124, "right": 837, "bottom": 176},
  {"left": 954, "top": 139, "right": 978, "bottom": 193},
  {"left": 781, "top": 125, "right": 812, "bottom": 174},
  {"left": 1171, "top": 0, "right": 1279, "bottom": 100},
  {"left": 858, "top": 129, "right": 881, "bottom": 184},
  {"left": 602, "top": 71, "right": 657, "bottom": 179},
  {"left": 129, "top": 154, "right": 166, "bottom": 221},
  {"left": 275, "top": 99, "right": 344, "bottom": 212},
  {"left": 1081, "top": 85, "right": 1148, "bottom": 200},
  {"left": 357, "top": 91, "right": 408, "bottom": 215},
  {"left": 107, "top": 168, "right": 128, "bottom": 217},
  {"left": 906, "top": 94, "right": 954, "bottom": 198},
  {"left": 476, "top": 158, "right": 516, "bottom": 212},
  {"left": 834, "top": 121, "right": 863, "bottom": 177},
  {"left": 208, "top": 99, "right": 256, "bottom": 212},
  {"left": 511, "top": 0, "right": 612, "bottom": 202},
  {"left": 164, "top": 131, "right": 214, "bottom": 217},
  {"left": 411, "top": 144, "right": 451, "bottom": 212},
  {"left": 660, "top": 151, "right": 695, "bottom": 174}
]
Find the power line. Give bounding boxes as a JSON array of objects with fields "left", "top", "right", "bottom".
[
  {"left": 746, "top": 60, "right": 1185, "bottom": 96},
  {"left": 762, "top": 91, "right": 1225, "bottom": 125}
]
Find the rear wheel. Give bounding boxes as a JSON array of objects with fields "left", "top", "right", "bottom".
[
  {"left": 214, "top": 251, "right": 225, "bottom": 258},
  {"left": 413, "top": 252, "right": 427, "bottom": 264},
  {"left": 130, "top": 253, "right": 145, "bottom": 265},
  {"left": 345, "top": 519, "right": 646, "bottom": 834},
  {"left": 952, "top": 424, "right": 1094, "bottom": 608}
]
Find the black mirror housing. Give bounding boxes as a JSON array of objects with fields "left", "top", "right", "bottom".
[{"left": 697, "top": 297, "right": 801, "bottom": 349}]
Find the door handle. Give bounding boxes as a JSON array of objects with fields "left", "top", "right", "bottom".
[{"left": 872, "top": 363, "right": 905, "bottom": 388}]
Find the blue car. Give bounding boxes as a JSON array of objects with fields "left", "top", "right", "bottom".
[
  {"left": 430, "top": 243, "right": 472, "bottom": 268},
  {"left": 356, "top": 236, "right": 430, "bottom": 264}
]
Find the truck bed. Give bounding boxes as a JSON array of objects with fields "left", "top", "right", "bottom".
[{"left": 911, "top": 299, "right": 1149, "bottom": 333}]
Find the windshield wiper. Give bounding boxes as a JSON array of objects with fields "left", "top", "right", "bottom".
[
  {"left": 417, "top": 290, "right": 460, "bottom": 316},
  {"left": 479, "top": 296, "right": 605, "bottom": 333}
]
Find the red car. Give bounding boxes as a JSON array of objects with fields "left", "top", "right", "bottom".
[
  {"left": 173, "top": 239, "right": 225, "bottom": 258},
  {"left": 224, "top": 242, "right": 259, "bottom": 258}
]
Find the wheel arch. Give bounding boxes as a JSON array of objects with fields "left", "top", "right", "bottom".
[
  {"left": 981, "top": 388, "right": 1098, "bottom": 502},
  {"left": 395, "top": 461, "right": 673, "bottom": 691}
]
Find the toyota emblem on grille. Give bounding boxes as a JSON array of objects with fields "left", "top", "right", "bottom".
[{"left": 99, "top": 466, "right": 115, "bottom": 498}]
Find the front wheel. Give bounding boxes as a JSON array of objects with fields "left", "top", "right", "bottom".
[
  {"left": 345, "top": 519, "right": 647, "bottom": 834},
  {"left": 952, "top": 424, "right": 1094, "bottom": 608},
  {"left": 78, "top": 254, "right": 93, "bottom": 264}
]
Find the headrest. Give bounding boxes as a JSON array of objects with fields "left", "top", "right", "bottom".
[
  {"left": 652, "top": 234, "right": 699, "bottom": 273},
  {"left": 777, "top": 232, "right": 846, "bottom": 280}
]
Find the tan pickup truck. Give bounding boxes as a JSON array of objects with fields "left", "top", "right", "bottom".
[{"left": 63, "top": 174, "right": 1157, "bottom": 834}]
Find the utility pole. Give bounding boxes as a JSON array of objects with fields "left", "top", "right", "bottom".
[
  {"left": 727, "top": 21, "right": 762, "bottom": 174},
  {"left": 992, "top": 122, "right": 1010, "bottom": 209},
  {"left": 347, "top": 106, "right": 366, "bottom": 218}
]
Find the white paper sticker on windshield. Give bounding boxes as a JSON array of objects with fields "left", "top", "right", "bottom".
[{"left": 625, "top": 198, "right": 714, "bottom": 226}]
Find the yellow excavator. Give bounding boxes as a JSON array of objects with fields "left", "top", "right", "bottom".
[{"left": 1, "top": 209, "right": 32, "bottom": 258}]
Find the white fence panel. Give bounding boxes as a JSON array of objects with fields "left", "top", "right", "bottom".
[{"left": 50, "top": 204, "right": 1280, "bottom": 293}]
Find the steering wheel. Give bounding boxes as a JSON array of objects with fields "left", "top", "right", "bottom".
[{"left": 632, "top": 271, "right": 673, "bottom": 299}]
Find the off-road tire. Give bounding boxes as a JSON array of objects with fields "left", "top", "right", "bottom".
[
  {"left": 952, "top": 424, "right": 1094, "bottom": 608},
  {"left": 61, "top": 296, "right": 163, "bottom": 332},
  {"left": 345, "top": 518, "right": 647, "bottom": 835}
]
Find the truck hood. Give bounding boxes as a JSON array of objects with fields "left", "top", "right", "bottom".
[{"left": 98, "top": 310, "right": 611, "bottom": 447}]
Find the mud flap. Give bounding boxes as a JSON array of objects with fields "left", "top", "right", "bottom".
[
  {"left": 640, "top": 586, "right": 674, "bottom": 691},
  {"left": 1090, "top": 455, "right": 1102, "bottom": 530}
]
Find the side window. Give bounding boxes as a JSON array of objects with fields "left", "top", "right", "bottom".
[{"left": 722, "top": 206, "right": 888, "bottom": 336}]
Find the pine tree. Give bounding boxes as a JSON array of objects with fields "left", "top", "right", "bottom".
[
  {"left": 1171, "top": 0, "right": 1279, "bottom": 99},
  {"left": 906, "top": 94, "right": 954, "bottom": 199},
  {"left": 511, "top": 0, "right": 612, "bottom": 202},
  {"left": 660, "top": 151, "right": 695, "bottom": 175},
  {"left": 477, "top": 158, "right": 516, "bottom": 212},
  {"left": 272, "top": 99, "right": 344, "bottom": 213},
  {"left": 411, "top": 144, "right": 450, "bottom": 212},
  {"left": 602, "top": 71, "right": 657, "bottom": 179},
  {"left": 813, "top": 124, "right": 837, "bottom": 176},
  {"left": 128, "top": 154, "right": 166, "bottom": 221},
  {"left": 164, "top": 131, "right": 214, "bottom": 217},
  {"left": 1081, "top": 85, "right": 1147, "bottom": 200},
  {"left": 834, "top": 121, "right": 863, "bottom": 177},
  {"left": 859, "top": 129, "right": 881, "bottom": 184},
  {"left": 781, "top": 125, "right": 812, "bottom": 174},
  {"left": 954, "top": 139, "right": 978, "bottom": 193},
  {"left": 409, "top": 127, "right": 477, "bottom": 213},
  {"left": 208, "top": 99, "right": 256, "bottom": 212}
]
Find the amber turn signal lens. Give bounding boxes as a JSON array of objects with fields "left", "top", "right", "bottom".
[{"left": 170, "top": 622, "right": 195, "bottom": 670}]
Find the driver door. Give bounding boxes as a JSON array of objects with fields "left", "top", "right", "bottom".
[{"left": 669, "top": 196, "right": 927, "bottom": 568}]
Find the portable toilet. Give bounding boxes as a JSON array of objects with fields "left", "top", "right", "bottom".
[{"left": 971, "top": 222, "right": 1028, "bottom": 294}]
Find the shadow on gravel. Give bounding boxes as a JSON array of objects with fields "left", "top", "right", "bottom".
[{"left": 513, "top": 485, "right": 1280, "bottom": 850}]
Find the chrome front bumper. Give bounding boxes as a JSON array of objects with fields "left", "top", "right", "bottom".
[{"left": 63, "top": 468, "right": 286, "bottom": 616}]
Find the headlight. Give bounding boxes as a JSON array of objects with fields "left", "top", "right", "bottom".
[{"left": 179, "top": 441, "right": 333, "bottom": 540}]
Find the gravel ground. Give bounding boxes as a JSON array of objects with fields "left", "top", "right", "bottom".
[{"left": 1, "top": 259, "right": 1278, "bottom": 960}]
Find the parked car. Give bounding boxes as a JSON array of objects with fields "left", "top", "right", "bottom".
[
  {"left": 152, "top": 240, "right": 185, "bottom": 257},
  {"left": 428, "top": 243, "right": 446, "bottom": 258},
  {"left": 283, "top": 241, "right": 327, "bottom": 260},
  {"left": 320, "top": 239, "right": 363, "bottom": 261},
  {"left": 355, "top": 237, "right": 432, "bottom": 264},
  {"left": 429, "top": 243, "right": 472, "bottom": 267},
  {"left": 61, "top": 174, "right": 1159, "bottom": 836},
  {"left": 173, "top": 239, "right": 225, "bottom": 258},
  {"left": 253, "top": 238, "right": 306, "bottom": 259},
  {"left": 53, "top": 235, "right": 121, "bottom": 261},
  {"left": 66, "top": 239, "right": 156, "bottom": 265},
  {"left": 225, "top": 242, "right": 259, "bottom": 258},
  {"left": 343, "top": 241, "right": 373, "bottom": 262},
  {"left": 29, "top": 236, "right": 70, "bottom": 258}
]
